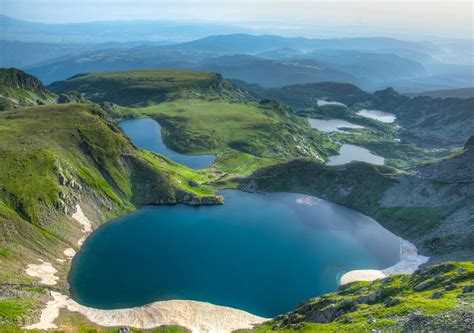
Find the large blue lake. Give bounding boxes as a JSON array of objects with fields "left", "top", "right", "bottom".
[
  {"left": 69, "top": 190, "right": 400, "bottom": 317},
  {"left": 70, "top": 117, "right": 400, "bottom": 317},
  {"left": 119, "top": 117, "right": 215, "bottom": 169}
]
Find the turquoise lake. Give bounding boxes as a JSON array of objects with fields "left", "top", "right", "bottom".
[
  {"left": 328, "top": 144, "right": 385, "bottom": 166},
  {"left": 69, "top": 190, "right": 400, "bottom": 317},
  {"left": 70, "top": 117, "right": 400, "bottom": 317},
  {"left": 119, "top": 117, "right": 215, "bottom": 169}
]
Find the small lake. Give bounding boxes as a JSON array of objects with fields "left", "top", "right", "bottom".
[
  {"left": 356, "top": 109, "right": 396, "bottom": 123},
  {"left": 328, "top": 144, "right": 385, "bottom": 166},
  {"left": 69, "top": 190, "right": 400, "bottom": 318},
  {"left": 308, "top": 118, "right": 364, "bottom": 132},
  {"left": 119, "top": 118, "right": 215, "bottom": 169},
  {"left": 317, "top": 100, "right": 347, "bottom": 107}
]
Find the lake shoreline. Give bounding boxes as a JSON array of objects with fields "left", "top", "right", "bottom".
[
  {"left": 340, "top": 238, "right": 430, "bottom": 285},
  {"left": 25, "top": 196, "right": 426, "bottom": 332},
  {"left": 25, "top": 204, "right": 268, "bottom": 331}
]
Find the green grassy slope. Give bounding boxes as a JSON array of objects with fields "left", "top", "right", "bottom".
[
  {"left": 244, "top": 262, "right": 474, "bottom": 332},
  {"left": 114, "top": 99, "right": 338, "bottom": 174},
  {"left": 48, "top": 69, "right": 254, "bottom": 107},
  {"left": 49, "top": 70, "right": 339, "bottom": 175},
  {"left": 0, "top": 68, "right": 57, "bottom": 110},
  {"left": 0, "top": 103, "right": 221, "bottom": 330},
  {"left": 1, "top": 69, "right": 471, "bottom": 331}
]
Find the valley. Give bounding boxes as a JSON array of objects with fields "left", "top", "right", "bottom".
[{"left": 0, "top": 65, "right": 472, "bottom": 332}]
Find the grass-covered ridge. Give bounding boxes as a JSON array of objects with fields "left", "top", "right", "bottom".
[
  {"left": 1, "top": 69, "right": 472, "bottom": 331},
  {"left": 0, "top": 103, "right": 219, "bottom": 221},
  {"left": 115, "top": 99, "right": 337, "bottom": 171},
  {"left": 0, "top": 103, "right": 221, "bottom": 330},
  {"left": 49, "top": 69, "right": 339, "bottom": 175},
  {"left": 48, "top": 69, "right": 254, "bottom": 107},
  {"left": 245, "top": 262, "right": 474, "bottom": 332},
  {"left": 0, "top": 68, "right": 57, "bottom": 110}
]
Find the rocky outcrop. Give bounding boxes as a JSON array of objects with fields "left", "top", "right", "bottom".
[
  {"left": 123, "top": 153, "right": 223, "bottom": 207},
  {"left": 0, "top": 68, "right": 57, "bottom": 110},
  {"left": 57, "top": 91, "right": 87, "bottom": 104},
  {"left": 0, "top": 68, "right": 50, "bottom": 95}
]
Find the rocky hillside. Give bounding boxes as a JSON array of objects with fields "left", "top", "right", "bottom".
[
  {"left": 0, "top": 103, "right": 221, "bottom": 330},
  {"left": 48, "top": 69, "right": 255, "bottom": 107},
  {"left": 370, "top": 89, "right": 474, "bottom": 148},
  {"left": 245, "top": 82, "right": 474, "bottom": 148},
  {"left": 48, "top": 69, "right": 339, "bottom": 174},
  {"left": 239, "top": 137, "right": 474, "bottom": 263},
  {"left": 0, "top": 68, "right": 57, "bottom": 110},
  {"left": 247, "top": 262, "right": 474, "bottom": 332},
  {"left": 259, "top": 82, "right": 370, "bottom": 110},
  {"left": 405, "top": 87, "right": 474, "bottom": 99}
]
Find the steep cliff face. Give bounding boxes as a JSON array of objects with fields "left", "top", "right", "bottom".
[
  {"left": 0, "top": 68, "right": 57, "bottom": 110},
  {"left": 239, "top": 137, "right": 474, "bottom": 262}
]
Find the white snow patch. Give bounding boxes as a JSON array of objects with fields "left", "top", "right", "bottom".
[
  {"left": 296, "top": 196, "right": 321, "bottom": 206},
  {"left": 25, "top": 260, "right": 59, "bottom": 286},
  {"left": 71, "top": 205, "right": 93, "bottom": 245},
  {"left": 24, "top": 291, "right": 267, "bottom": 332},
  {"left": 63, "top": 248, "right": 76, "bottom": 258},
  {"left": 340, "top": 239, "right": 429, "bottom": 285}
]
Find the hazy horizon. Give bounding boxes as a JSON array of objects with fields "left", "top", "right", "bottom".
[{"left": 2, "top": 0, "right": 473, "bottom": 40}]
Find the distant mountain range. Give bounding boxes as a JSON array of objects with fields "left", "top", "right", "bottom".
[
  {"left": 0, "top": 14, "right": 247, "bottom": 43},
  {"left": 1, "top": 15, "right": 472, "bottom": 92},
  {"left": 405, "top": 87, "right": 474, "bottom": 99},
  {"left": 0, "top": 40, "right": 173, "bottom": 68},
  {"left": 14, "top": 34, "right": 428, "bottom": 90}
]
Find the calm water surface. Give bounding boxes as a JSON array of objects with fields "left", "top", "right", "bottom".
[
  {"left": 70, "top": 190, "right": 400, "bottom": 317},
  {"left": 119, "top": 118, "right": 215, "bottom": 169},
  {"left": 328, "top": 144, "right": 384, "bottom": 166},
  {"left": 357, "top": 109, "right": 396, "bottom": 123},
  {"left": 308, "top": 118, "right": 364, "bottom": 132},
  {"left": 317, "top": 100, "right": 347, "bottom": 107}
]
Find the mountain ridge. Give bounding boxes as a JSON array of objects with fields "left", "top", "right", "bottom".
[{"left": 0, "top": 68, "right": 57, "bottom": 110}]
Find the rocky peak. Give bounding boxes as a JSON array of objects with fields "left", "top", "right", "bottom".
[
  {"left": 0, "top": 68, "right": 49, "bottom": 95},
  {"left": 464, "top": 136, "right": 474, "bottom": 151},
  {"left": 374, "top": 87, "right": 399, "bottom": 98}
]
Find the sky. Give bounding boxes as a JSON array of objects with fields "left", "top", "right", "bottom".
[{"left": 1, "top": 0, "right": 473, "bottom": 39}]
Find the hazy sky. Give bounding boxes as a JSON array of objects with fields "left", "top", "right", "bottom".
[{"left": 2, "top": 0, "right": 473, "bottom": 39}]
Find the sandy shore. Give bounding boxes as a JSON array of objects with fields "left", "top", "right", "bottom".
[
  {"left": 25, "top": 205, "right": 267, "bottom": 332},
  {"left": 340, "top": 238, "right": 430, "bottom": 285},
  {"left": 71, "top": 205, "right": 92, "bottom": 246}
]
